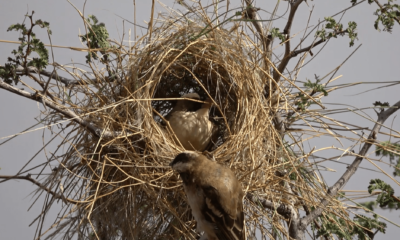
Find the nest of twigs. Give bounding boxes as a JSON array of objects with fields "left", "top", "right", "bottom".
[{"left": 43, "top": 4, "right": 353, "bottom": 240}]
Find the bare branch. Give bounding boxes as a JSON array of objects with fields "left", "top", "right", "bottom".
[
  {"left": 247, "top": 192, "right": 304, "bottom": 239},
  {"left": 242, "top": 1, "right": 291, "bottom": 137},
  {"left": 291, "top": 30, "right": 348, "bottom": 57},
  {"left": 299, "top": 100, "right": 400, "bottom": 230},
  {"left": 292, "top": 38, "right": 325, "bottom": 57},
  {"left": 243, "top": 0, "right": 274, "bottom": 63},
  {"left": 0, "top": 174, "right": 77, "bottom": 204},
  {"left": 273, "top": 0, "right": 305, "bottom": 82},
  {"left": 10, "top": 65, "right": 121, "bottom": 87},
  {"left": 246, "top": 193, "right": 292, "bottom": 218},
  {"left": 13, "top": 65, "right": 89, "bottom": 86},
  {"left": 0, "top": 80, "right": 125, "bottom": 138}
]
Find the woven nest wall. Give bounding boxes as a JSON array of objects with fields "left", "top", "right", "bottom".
[{"left": 51, "top": 8, "right": 351, "bottom": 240}]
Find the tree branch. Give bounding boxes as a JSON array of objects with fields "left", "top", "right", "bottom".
[
  {"left": 11, "top": 65, "right": 121, "bottom": 87},
  {"left": 242, "top": 1, "right": 290, "bottom": 137},
  {"left": 247, "top": 192, "right": 304, "bottom": 239},
  {"left": 291, "top": 37, "right": 325, "bottom": 57},
  {"left": 273, "top": 0, "right": 305, "bottom": 82},
  {"left": 299, "top": 100, "right": 400, "bottom": 230},
  {"left": 0, "top": 174, "right": 77, "bottom": 204},
  {"left": 0, "top": 80, "right": 125, "bottom": 138},
  {"left": 246, "top": 193, "right": 292, "bottom": 218},
  {"left": 291, "top": 29, "right": 349, "bottom": 57},
  {"left": 373, "top": 0, "right": 400, "bottom": 26},
  {"left": 13, "top": 65, "right": 88, "bottom": 86},
  {"left": 244, "top": 0, "right": 270, "bottom": 53}
]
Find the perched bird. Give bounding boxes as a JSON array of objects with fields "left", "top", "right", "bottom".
[
  {"left": 170, "top": 151, "right": 245, "bottom": 240},
  {"left": 165, "top": 93, "right": 214, "bottom": 151}
]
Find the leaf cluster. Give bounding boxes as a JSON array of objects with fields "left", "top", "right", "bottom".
[
  {"left": 373, "top": 101, "right": 390, "bottom": 108},
  {"left": 368, "top": 179, "right": 400, "bottom": 209},
  {"left": 370, "top": 0, "right": 400, "bottom": 32},
  {"left": 270, "top": 27, "right": 286, "bottom": 42},
  {"left": 352, "top": 214, "right": 387, "bottom": 240},
  {"left": 80, "top": 15, "right": 112, "bottom": 63},
  {"left": 315, "top": 211, "right": 386, "bottom": 240},
  {"left": 315, "top": 17, "right": 358, "bottom": 47},
  {"left": 314, "top": 213, "right": 354, "bottom": 239},
  {"left": 0, "top": 12, "right": 51, "bottom": 85},
  {"left": 295, "top": 76, "right": 327, "bottom": 111},
  {"left": 351, "top": 0, "right": 400, "bottom": 32}
]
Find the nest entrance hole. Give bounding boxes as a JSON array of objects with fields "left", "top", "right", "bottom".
[{"left": 151, "top": 60, "right": 238, "bottom": 150}]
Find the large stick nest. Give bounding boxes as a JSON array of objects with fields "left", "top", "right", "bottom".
[{"left": 42, "top": 4, "right": 352, "bottom": 240}]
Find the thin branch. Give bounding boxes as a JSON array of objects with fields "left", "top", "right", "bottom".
[
  {"left": 246, "top": 193, "right": 292, "bottom": 219},
  {"left": 391, "top": 194, "right": 400, "bottom": 203},
  {"left": 13, "top": 65, "right": 88, "bottom": 86},
  {"left": 273, "top": 0, "right": 305, "bottom": 82},
  {"left": 242, "top": 1, "right": 290, "bottom": 137},
  {"left": 290, "top": 30, "right": 347, "bottom": 57},
  {"left": 11, "top": 65, "right": 121, "bottom": 86},
  {"left": 247, "top": 190, "right": 303, "bottom": 239},
  {"left": 299, "top": 100, "right": 400, "bottom": 229},
  {"left": 0, "top": 80, "right": 124, "bottom": 138},
  {"left": 291, "top": 185, "right": 329, "bottom": 240},
  {"left": 0, "top": 175, "right": 76, "bottom": 204},
  {"left": 244, "top": 0, "right": 269, "bottom": 52},
  {"left": 373, "top": 0, "right": 400, "bottom": 25}
]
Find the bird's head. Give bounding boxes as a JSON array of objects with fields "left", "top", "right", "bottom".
[
  {"left": 174, "top": 93, "right": 202, "bottom": 112},
  {"left": 169, "top": 151, "right": 200, "bottom": 173}
]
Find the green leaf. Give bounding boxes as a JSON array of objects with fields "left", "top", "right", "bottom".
[
  {"left": 370, "top": 1, "right": 400, "bottom": 32},
  {"left": 315, "top": 17, "right": 358, "bottom": 47},
  {"left": 270, "top": 28, "right": 286, "bottom": 42},
  {"left": 1, "top": 12, "right": 51, "bottom": 85},
  {"left": 7, "top": 23, "right": 27, "bottom": 32},
  {"left": 79, "top": 15, "right": 112, "bottom": 63},
  {"left": 368, "top": 179, "right": 400, "bottom": 209}
]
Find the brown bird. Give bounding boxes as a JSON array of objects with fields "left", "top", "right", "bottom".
[
  {"left": 165, "top": 93, "right": 214, "bottom": 151},
  {"left": 170, "top": 151, "right": 245, "bottom": 240}
]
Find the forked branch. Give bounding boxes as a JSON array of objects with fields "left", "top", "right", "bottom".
[
  {"left": 273, "top": 0, "right": 305, "bottom": 82},
  {"left": 299, "top": 100, "right": 400, "bottom": 231},
  {"left": 252, "top": 100, "right": 400, "bottom": 239},
  {"left": 244, "top": 0, "right": 270, "bottom": 52}
]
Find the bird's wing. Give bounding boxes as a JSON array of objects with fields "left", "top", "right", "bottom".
[{"left": 200, "top": 184, "right": 244, "bottom": 240}]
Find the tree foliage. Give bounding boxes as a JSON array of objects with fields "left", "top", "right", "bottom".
[
  {"left": 0, "top": 12, "right": 50, "bottom": 85},
  {"left": 351, "top": 0, "right": 400, "bottom": 32}
]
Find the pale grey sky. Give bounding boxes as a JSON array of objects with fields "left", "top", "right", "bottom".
[{"left": 1, "top": 0, "right": 399, "bottom": 239}]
